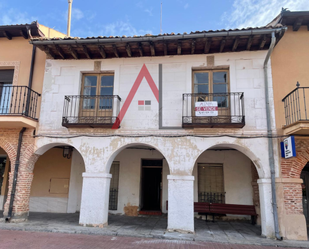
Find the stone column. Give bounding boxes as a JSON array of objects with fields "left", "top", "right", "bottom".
[
  {"left": 167, "top": 175, "right": 194, "bottom": 233},
  {"left": 79, "top": 172, "right": 111, "bottom": 227},
  {"left": 257, "top": 178, "right": 275, "bottom": 238}
]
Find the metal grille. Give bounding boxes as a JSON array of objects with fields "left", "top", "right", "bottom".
[
  {"left": 109, "top": 188, "right": 119, "bottom": 210},
  {"left": 198, "top": 192, "right": 226, "bottom": 203},
  {"left": 0, "top": 85, "right": 41, "bottom": 119},
  {"left": 182, "top": 92, "right": 245, "bottom": 128},
  {"left": 282, "top": 86, "right": 309, "bottom": 126},
  {"left": 109, "top": 162, "right": 119, "bottom": 210}
]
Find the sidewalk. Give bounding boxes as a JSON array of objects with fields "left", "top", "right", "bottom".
[{"left": 0, "top": 212, "right": 308, "bottom": 248}]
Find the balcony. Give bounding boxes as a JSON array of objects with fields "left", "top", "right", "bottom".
[
  {"left": 62, "top": 95, "right": 121, "bottom": 128},
  {"left": 182, "top": 92, "right": 245, "bottom": 128},
  {"left": 0, "top": 86, "right": 41, "bottom": 128},
  {"left": 282, "top": 86, "right": 309, "bottom": 135}
]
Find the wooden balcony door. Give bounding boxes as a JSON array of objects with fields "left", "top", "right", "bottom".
[{"left": 81, "top": 74, "right": 114, "bottom": 122}]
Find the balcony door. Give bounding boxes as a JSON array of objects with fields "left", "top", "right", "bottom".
[
  {"left": 81, "top": 74, "right": 114, "bottom": 122},
  {"left": 0, "top": 70, "right": 14, "bottom": 114},
  {"left": 193, "top": 70, "right": 229, "bottom": 120}
]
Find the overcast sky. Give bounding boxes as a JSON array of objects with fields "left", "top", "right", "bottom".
[{"left": 0, "top": 0, "right": 308, "bottom": 37}]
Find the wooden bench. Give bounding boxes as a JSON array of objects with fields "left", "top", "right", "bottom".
[
  {"left": 208, "top": 203, "right": 257, "bottom": 225},
  {"left": 166, "top": 201, "right": 257, "bottom": 224}
]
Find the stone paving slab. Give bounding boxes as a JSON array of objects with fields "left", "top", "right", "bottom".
[{"left": 0, "top": 212, "right": 308, "bottom": 248}]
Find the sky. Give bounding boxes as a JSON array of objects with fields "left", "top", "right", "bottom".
[{"left": 0, "top": 0, "right": 308, "bottom": 37}]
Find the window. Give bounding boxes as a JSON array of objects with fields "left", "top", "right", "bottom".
[
  {"left": 81, "top": 74, "right": 114, "bottom": 118},
  {"left": 109, "top": 161, "right": 119, "bottom": 210},
  {"left": 193, "top": 70, "right": 229, "bottom": 107},
  {"left": 0, "top": 70, "right": 14, "bottom": 114},
  {"left": 198, "top": 163, "right": 225, "bottom": 203}
]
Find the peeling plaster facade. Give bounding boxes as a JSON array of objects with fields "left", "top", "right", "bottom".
[{"left": 30, "top": 51, "right": 280, "bottom": 237}]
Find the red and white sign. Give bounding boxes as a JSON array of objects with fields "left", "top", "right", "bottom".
[{"left": 195, "top": 102, "right": 218, "bottom": 116}]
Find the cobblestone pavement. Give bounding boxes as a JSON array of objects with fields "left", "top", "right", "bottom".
[
  {"left": 0, "top": 212, "right": 308, "bottom": 248},
  {"left": 0, "top": 230, "right": 302, "bottom": 249}
]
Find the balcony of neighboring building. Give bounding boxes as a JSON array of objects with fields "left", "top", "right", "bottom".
[
  {"left": 0, "top": 85, "right": 41, "bottom": 128},
  {"left": 182, "top": 92, "right": 245, "bottom": 128},
  {"left": 62, "top": 95, "right": 121, "bottom": 128},
  {"left": 282, "top": 85, "right": 309, "bottom": 135}
]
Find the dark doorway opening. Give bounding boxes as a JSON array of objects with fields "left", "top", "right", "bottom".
[
  {"left": 301, "top": 162, "right": 309, "bottom": 224},
  {"left": 141, "top": 159, "right": 162, "bottom": 211}
]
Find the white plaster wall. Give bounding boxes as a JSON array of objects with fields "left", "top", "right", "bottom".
[
  {"left": 29, "top": 197, "right": 68, "bottom": 212},
  {"left": 193, "top": 150, "right": 253, "bottom": 205},
  {"left": 38, "top": 51, "right": 274, "bottom": 133},
  {"left": 0, "top": 195, "right": 4, "bottom": 210},
  {"left": 67, "top": 150, "right": 84, "bottom": 213},
  {"left": 109, "top": 148, "right": 168, "bottom": 214}
]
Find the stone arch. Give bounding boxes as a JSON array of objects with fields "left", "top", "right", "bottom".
[
  {"left": 0, "top": 138, "right": 17, "bottom": 165},
  {"left": 191, "top": 142, "right": 265, "bottom": 179},
  {"left": 26, "top": 142, "right": 86, "bottom": 173},
  {"left": 105, "top": 142, "right": 171, "bottom": 173}
]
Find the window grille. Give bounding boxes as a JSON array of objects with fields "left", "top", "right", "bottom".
[{"left": 109, "top": 161, "right": 119, "bottom": 210}]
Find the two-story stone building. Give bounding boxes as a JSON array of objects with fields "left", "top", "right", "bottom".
[{"left": 4, "top": 24, "right": 285, "bottom": 239}]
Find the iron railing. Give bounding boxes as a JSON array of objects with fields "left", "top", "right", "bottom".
[
  {"left": 198, "top": 192, "right": 226, "bottom": 204},
  {"left": 282, "top": 86, "right": 309, "bottom": 126},
  {"left": 109, "top": 188, "right": 118, "bottom": 210},
  {"left": 182, "top": 92, "right": 245, "bottom": 128},
  {"left": 62, "top": 95, "right": 121, "bottom": 128},
  {"left": 0, "top": 85, "right": 40, "bottom": 120}
]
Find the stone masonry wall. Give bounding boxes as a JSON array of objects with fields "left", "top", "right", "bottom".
[
  {"left": 280, "top": 138, "right": 309, "bottom": 215},
  {"left": 0, "top": 128, "right": 36, "bottom": 218}
]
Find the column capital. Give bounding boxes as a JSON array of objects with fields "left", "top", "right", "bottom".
[
  {"left": 82, "top": 172, "right": 112, "bottom": 179},
  {"left": 167, "top": 175, "right": 194, "bottom": 181}
]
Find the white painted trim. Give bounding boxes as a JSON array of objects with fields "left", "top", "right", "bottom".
[
  {"left": 167, "top": 175, "right": 195, "bottom": 181},
  {"left": 82, "top": 172, "right": 112, "bottom": 178}
]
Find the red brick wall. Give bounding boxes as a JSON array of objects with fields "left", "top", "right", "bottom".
[
  {"left": 280, "top": 138, "right": 309, "bottom": 215},
  {"left": 0, "top": 128, "right": 37, "bottom": 218}
]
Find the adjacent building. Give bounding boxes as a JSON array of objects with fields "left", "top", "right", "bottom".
[
  {"left": 270, "top": 10, "right": 309, "bottom": 240},
  {"left": 0, "top": 22, "right": 65, "bottom": 218}
]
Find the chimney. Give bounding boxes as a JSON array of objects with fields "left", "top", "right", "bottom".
[{"left": 67, "top": 0, "right": 73, "bottom": 36}]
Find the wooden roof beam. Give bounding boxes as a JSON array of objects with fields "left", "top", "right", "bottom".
[
  {"left": 138, "top": 43, "right": 143, "bottom": 57},
  {"left": 113, "top": 45, "right": 119, "bottom": 58},
  {"left": 126, "top": 43, "right": 131, "bottom": 57},
  {"left": 191, "top": 40, "right": 196, "bottom": 54},
  {"left": 3, "top": 31, "right": 12, "bottom": 40},
  {"left": 43, "top": 45, "right": 55, "bottom": 59},
  {"left": 82, "top": 45, "right": 91, "bottom": 59},
  {"left": 149, "top": 42, "right": 155, "bottom": 56},
  {"left": 98, "top": 45, "right": 106, "bottom": 59},
  {"left": 164, "top": 42, "right": 167, "bottom": 56},
  {"left": 219, "top": 38, "right": 226, "bottom": 53},
  {"left": 293, "top": 18, "right": 303, "bottom": 31},
  {"left": 246, "top": 36, "right": 253, "bottom": 50},
  {"left": 20, "top": 29, "right": 28, "bottom": 39},
  {"left": 68, "top": 45, "right": 78, "bottom": 59},
  {"left": 54, "top": 45, "right": 66, "bottom": 59},
  {"left": 259, "top": 35, "right": 266, "bottom": 49},
  {"left": 232, "top": 37, "right": 239, "bottom": 52},
  {"left": 204, "top": 38, "right": 212, "bottom": 53},
  {"left": 177, "top": 42, "right": 181, "bottom": 55}
]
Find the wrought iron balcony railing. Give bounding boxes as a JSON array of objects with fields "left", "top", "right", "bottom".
[
  {"left": 62, "top": 95, "right": 121, "bottom": 128},
  {"left": 282, "top": 86, "right": 309, "bottom": 126},
  {"left": 182, "top": 92, "right": 245, "bottom": 128},
  {"left": 0, "top": 85, "right": 41, "bottom": 120}
]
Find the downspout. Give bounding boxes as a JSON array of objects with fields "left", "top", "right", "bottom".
[
  {"left": 263, "top": 31, "right": 281, "bottom": 240},
  {"left": 6, "top": 127, "right": 26, "bottom": 221},
  {"left": 25, "top": 45, "right": 36, "bottom": 117}
]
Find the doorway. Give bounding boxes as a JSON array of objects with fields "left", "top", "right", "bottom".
[
  {"left": 301, "top": 162, "right": 309, "bottom": 224},
  {"left": 141, "top": 159, "right": 162, "bottom": 211}
]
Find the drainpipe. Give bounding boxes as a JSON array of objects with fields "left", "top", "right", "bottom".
[
  {"left": 263, "top": 32, "right": 282, "bottom": 240},
  {"left": 6, "top": 127, "right": 26, "bottom": 221},
  {"left": 25, "top": 45, "right": 36, "bottom": 117}
]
